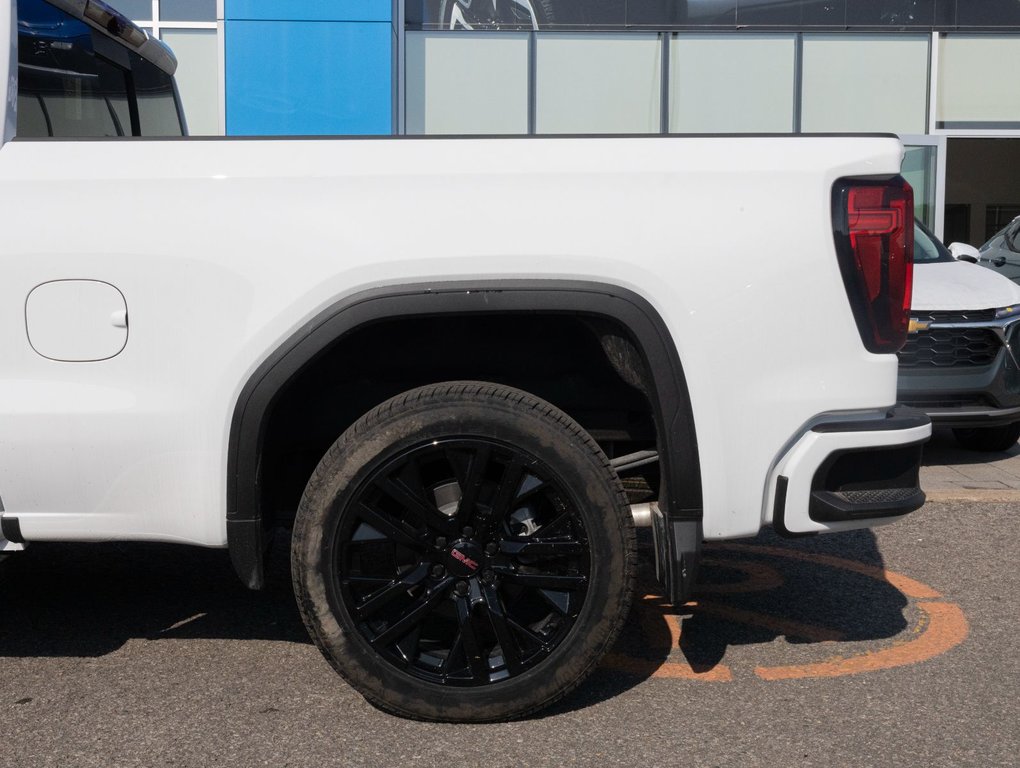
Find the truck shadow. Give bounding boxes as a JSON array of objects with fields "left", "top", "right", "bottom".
[
  {"left": 0, "top": 534, "right": 310, "bottom": 657},
  {"left": 0, "top": 527, "right": 913, "bottom": 717},
  {"left": 549, "top": 526, "right": 912, "bottom": 717}
]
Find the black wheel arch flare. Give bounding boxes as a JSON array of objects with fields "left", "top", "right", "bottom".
[{"left": 227, "top": 280, "right": 703, "bottom": 589}]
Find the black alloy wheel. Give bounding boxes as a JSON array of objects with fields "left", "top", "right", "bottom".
[
  {"left": 292, "top": 382, "right": 635, "bottom": 721},
  {"left": 335, "top": 436, "right": 591, "bottom": 686}
]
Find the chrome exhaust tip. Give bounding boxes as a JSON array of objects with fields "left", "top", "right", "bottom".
[{"left": 629, "top": 502, "right": 657, "bottom": 528}]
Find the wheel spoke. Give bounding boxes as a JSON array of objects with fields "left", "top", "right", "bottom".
[
  {"left": 489, "top": 455, "right": 527, "bottom": 518},
  {"left": 377, "top": 477, "right": 456, "bottom": 534},
  {"left": 344, "top": 574, "right": 399, "bottom": 587},
  {"left": 445, "top": 445, "right": 491, "bottom": 523},
  {"left": 534, "top": 511, "right": 572, "bottom": 537},
  {"left": 510, "top": 480, "right": 552, "bottom": 507},
  {"left": 493, "top": 567, "right": 588, "bottom": 591},
  {"left": 455, "top": 595, "right": 490, "bottom": 683},
  {"left": 507, "top": 616, "right": 552, "bottom": 654},
  {"left": 538, "top": 589, "right": 572, "bottom": 616},
  {"left": 356, "top": 503, "right": 428, "bottom": 551},
  {"left": 370, "top": 577, "right": 454, "bottom": 648},
  {"left": 500, "top": 539, "right": 585, "bottom": 558},
  {"left": 353, "top": 563, "right": 430, "bottom": 620},
  {"left": 439, "top": 632, "right": 465, "bottom": 678},
  {"left": 395, "top": 625, "right": 422, "bottom": 666},
  {"left": 481, "top": 583, "right": 522, "bottom": 674}
]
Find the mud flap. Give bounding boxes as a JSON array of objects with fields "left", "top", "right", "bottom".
[{"left": 651, "top": 505, "right": 701, "bottom": 607}]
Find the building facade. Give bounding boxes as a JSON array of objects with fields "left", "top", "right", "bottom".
[{"left": 130, "top": 1, "right": 1020, "bottom": 244}]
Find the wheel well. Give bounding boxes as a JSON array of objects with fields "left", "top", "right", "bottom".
[
  {"left": 260, "top": 313, "right": 659, "bottom": 531},
  {"left": 227, "top": 281, "right": 703, "bottom": 590}
]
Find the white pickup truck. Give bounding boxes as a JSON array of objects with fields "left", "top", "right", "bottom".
[{"left": 0, "top": 0, "right": 931, "bottom": 722}]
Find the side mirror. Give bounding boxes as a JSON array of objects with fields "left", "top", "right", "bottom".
[{"left": 948, "top": 242, "right": 981, "bottom": 263}]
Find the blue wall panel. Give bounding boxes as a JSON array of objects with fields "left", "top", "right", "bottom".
[
  {"left": 225, "top": 20, "right": 392, "bottom": 135},
  {"left": 225, "top": 0, "right": 392, "bottom": 22}
]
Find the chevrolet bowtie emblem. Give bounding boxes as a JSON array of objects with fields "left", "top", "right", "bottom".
[{"left": 908, "top": 319, "right": 931, "bottom": 333}]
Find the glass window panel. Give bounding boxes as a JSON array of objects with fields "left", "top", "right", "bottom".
[
  {"left": 407, "top": 0, "right": 1020, "bottom": 30},
  {"left": 160, "top": 0, "right": 217, "bottom": 22},
  {"left": 132, "top": 52, "right": 183, "bottom": 135},
  {"left": 405, "top": 32, "right": 528, "bottom": 135},
  {"left": 39, "top": 90, "right": 119, "bottom": 136},
  {"left": 97, "top": 57, "right": 132, "bottom": 135},
  {"left": 902, "top": 145, "right": 936, "bottom": 229},
  {"left": 986, "top": 205, "right": 1020, "bottom": 240},
  {"left": 846, "top": 0, "right": 933, "bottom": 26},
  {"left": 801, "top": 34, "right": 929, "bottom": 133},
  {"left": 670, "top": 33, "right": 794, "bottom": 133},
  {"left": 160, "top": 28, "right": 220, "bottom": 134},
  {"left": 797, "top": 0, "right": 846, "bottom": 25},
  {"left": 933, "top": 3, "right": 956, "bottom": 26},
  {"left": 16, "top": 0, "right": 131, "bottom": 137},
  {"left": 536, "top": 34, "right": 661, "bottom": 134},
  {"left": 677, "top": 2, "right": 734, "bottom": 25},
  {"left": 938, "top": 36, "right": 1020, "bottom": 127},
  {"left": 957, "top": 1, "right": 1020, "bottom": 27},
  {"left": 623, "top": 2, "right": 684, "bottom": 27},
  {"left": 29, "top": 58, "right": 130, "bottom": 138},
  {"left": 17, "top": 93, "right": 48, "bottom": 135},
  {"left": 737, "top": 0, "right": 846, "bottom": 26},
  {"left": 112, "top": 0, "right": 154, "bottom": 21}
]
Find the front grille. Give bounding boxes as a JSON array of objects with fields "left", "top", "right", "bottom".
[{"left": 898, "top": 327, "right": 1001, "bottom": 368}]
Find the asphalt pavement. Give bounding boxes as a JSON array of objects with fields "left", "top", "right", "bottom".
[{"left": 0, "top": 434, "right": 1017, "bottom": 767}]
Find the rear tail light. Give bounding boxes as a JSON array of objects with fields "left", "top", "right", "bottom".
[{"left": 832, "top": 176, "right": 914, "bottom": 354}]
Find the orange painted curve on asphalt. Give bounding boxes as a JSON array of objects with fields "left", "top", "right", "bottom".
[
  {"left": 755, "top": 601, "right": 968, "bottom": 681},
  {"left": 599, "top": 544, "right": 968, "bottom": 682}
]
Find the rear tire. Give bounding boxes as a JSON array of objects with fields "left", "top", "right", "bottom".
[
  {"left": 291, "top": 381, "right": 635, "bottom": 721},
  {"left": 952, "top": 422, "right": 1020, "bottom": 452}
]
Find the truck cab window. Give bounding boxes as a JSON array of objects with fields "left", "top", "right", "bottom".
[
  {"left": 16, "top": 0, "right": 183, "bottom": 138},
  {"left": 16, "top": 0, "right": 126, "bottom": 137}
]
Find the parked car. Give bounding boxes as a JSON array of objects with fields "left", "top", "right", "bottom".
[
  {"left": 899, "top": 220, "right": 1020, "bottom": 451},
  {"left": 975, "top": 216, "right": 1020, "bottom": 285}
]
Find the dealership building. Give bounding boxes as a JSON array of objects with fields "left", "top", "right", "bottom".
[{"left": 109, "top": 1, "right": 1020, "bottom": 245}]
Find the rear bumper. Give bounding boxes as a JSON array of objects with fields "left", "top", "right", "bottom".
[{"left": 768, "top": 406, "right": 931, "bottom": 536}]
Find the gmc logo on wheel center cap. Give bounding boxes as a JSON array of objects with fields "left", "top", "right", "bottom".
[{"left": 450, "top": 548, "right": 480, "bottom": 572}]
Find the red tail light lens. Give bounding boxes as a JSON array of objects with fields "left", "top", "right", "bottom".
[{"left": 832, "top": 176, "right": 914, "bottom": 354}]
